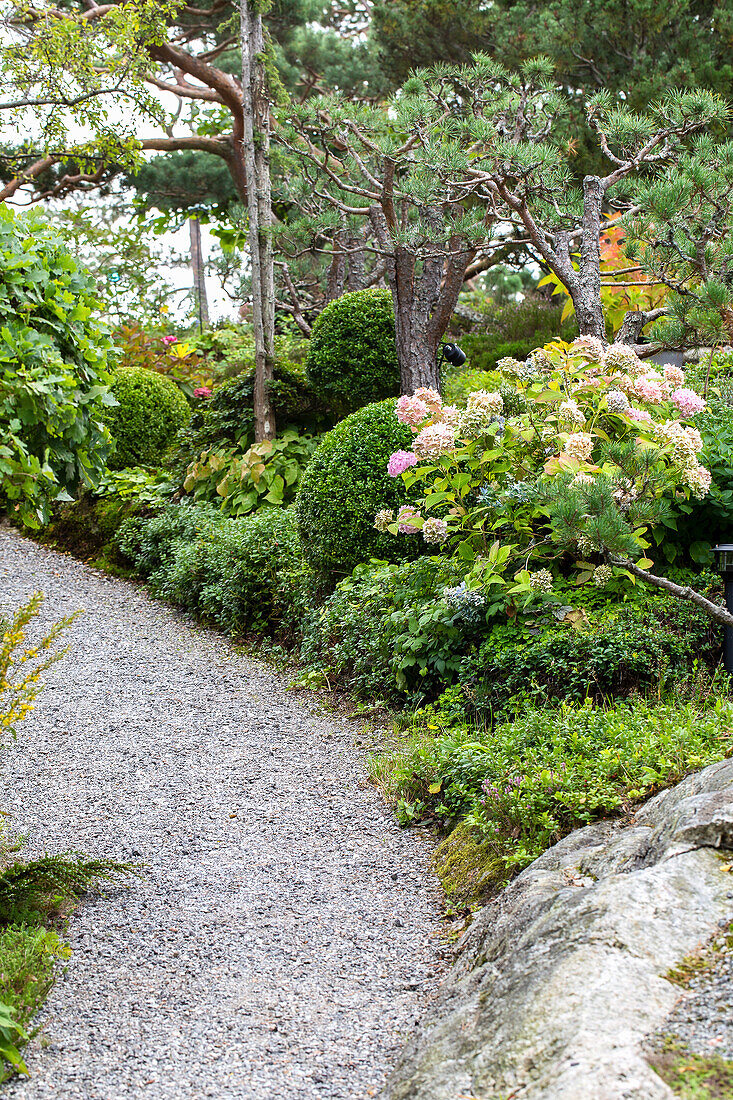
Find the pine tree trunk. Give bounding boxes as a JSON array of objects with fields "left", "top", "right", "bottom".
[
  {"left": 240, "top": 0, "right": 276, "bottom": 441},
  {"left": 572, "top": 176, "right": 608, "bottom": 343},
  {"left": 189, "top": 216, "right": 209, "bottom": 331}
]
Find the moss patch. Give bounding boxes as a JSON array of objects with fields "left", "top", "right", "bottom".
[
  {"left": 648, "top": 1046, "right": 733, "bottom": 1099},
  {"left": 666, "top": 918, "right": 733, "bottom": 989},
  {"left": 38, "top": 496, "right": 143, "bottom": 564},
  {"left": 432, "top": 821, "right": 504, "bottom": 912}
]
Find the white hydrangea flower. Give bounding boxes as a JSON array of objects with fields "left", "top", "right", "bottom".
[
  {"left": 563, "top": 432, "right": 594, "bottom": 461},
  {"left": 569, "top": 336, "right": 605, "bottom": 363},
  {"left": 422, "top": 517, "right": 449, "bottom": 545},
  {"left": 602, "top": 343, "right": 640, "bottom": 373},
  {"left": 593, "top": 564, "right": 614, "bottom": 587},
  {"left": 412, "top": 422, "right": 456, "bottom": 458},
  {"left": 681, "top": 464, "right": 712, "bottom": 499},
  {"left": 558, "top": 399, "right": 586, "bottom": 428},
  {"left": 577, "top": 533, "right": 601, "bottom": 556},
  {"left": 529, "top": 568, "right": 554, "bottom": 593},
  {"left": 605, "top": 389, "right": 630, "bottom": 413},
  {"left": 467, "top": 390, "right": 504, "bottom": 416},
  {"left": 374, "top": 509, "right": 393, "bottom": 532},
  {"left": 571, "top": 472, "right": 595, "bottom": 488}
]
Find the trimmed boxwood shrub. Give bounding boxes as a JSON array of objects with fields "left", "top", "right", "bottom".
[
  {"left": 306, "top": 288, "right": 400, "bottom": 415},
  {"left": 104, "top": 366, "right": 191, "bottom": 469},
  {"left": 295, "top": 398, "right": 419, "bottom": 579},
  {"left": 115, "top": 503, "right": 311, "bottom": 636}
]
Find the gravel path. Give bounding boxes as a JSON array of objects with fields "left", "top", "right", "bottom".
[{"left": 0, "top": 526, "right": 444, "bottom": 1100}]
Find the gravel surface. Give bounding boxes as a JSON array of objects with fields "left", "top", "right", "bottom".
[{"left": 0, "top": 526, "right": 445, "bottom": 1100}]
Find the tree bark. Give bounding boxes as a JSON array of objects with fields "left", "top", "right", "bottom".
[
  {"left": 572, "top": 175, "right": 607, "bottom": 342},
  {"left": 189, "top": 216, "right": 209, "bottom": 330},
  {"left": 240, "top": 0, "right": 276, "bottom": 441},
  {"left": 612, "top": 557, "right": 733, "bottom": 628}
]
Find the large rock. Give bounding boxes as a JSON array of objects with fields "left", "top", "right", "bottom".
[{"left": 384, "top": 758, "right": 733, "bottom": 1100}]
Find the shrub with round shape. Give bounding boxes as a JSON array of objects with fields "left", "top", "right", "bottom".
[
  {"left": 305, "top": 288, "right": 400, "bottom": 415},
  {"left": 104, "top": 366, "right": 191, "bottom": 469},
  {"left": 295, "top": 399, "right": 419, "bottom": 578}
]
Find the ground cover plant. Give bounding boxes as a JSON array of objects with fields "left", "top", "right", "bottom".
[
  {"left": 0, "top": 595, "right": 134, "bottom": 1080},
  {"left": 371, "top": 690, "right": 732, "bottom": 904}
]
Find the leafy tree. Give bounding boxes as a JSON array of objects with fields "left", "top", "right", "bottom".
[
  {"left": 0, "top": 207, "right": 113, "bottom": 528},
  {"left": 625, "top": 136, "right": 733, "bottom": 350},
  {"left": 282, "top": 57, "right": 727, "bottom": 390},
  {"left": 369, "top": 0, "right": 733, "bottom": 110}
]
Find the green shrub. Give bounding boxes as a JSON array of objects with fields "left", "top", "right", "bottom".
[
  {"left": 169, "top": 359, "right": 331, "bottom": 483},
  {"left": 459, "top": 592, "right": 721, "bottom": 721},
  {"left": 306, "top": 288, "right": 400, "bottom": 415},
  {"left": 653, "top": 404, "right": 733, "bottom": 566},
  {"left": 374, "top": 694, "right": 733, "bottom": 888},
  {"left": 115, "top": 504, "right": 311, "bottom": 637},
  {"left": 0, "top": 206, "right": 113, "bottom": 527},
  {"left": 300, "top": 557, "right": 507, "bottom": 701},
  {"left": 103, "top": 366, "right": 191, "bottom": 470},
  {"left": 181, "top": 429, "right": 318, "bottom": 516},
  {"left": 295, "top": 398, "right": 419, "bottom": 579}
]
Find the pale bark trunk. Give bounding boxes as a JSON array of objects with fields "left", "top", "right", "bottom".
[
  {"left": 571, "top": 176, "right": 607, "bottom": 343},
  {"left": 240, "top": 0, "right": 276, "bottom": 441},
  {"left": 189, "top": 216, "right": 209, "bottom": 330}
]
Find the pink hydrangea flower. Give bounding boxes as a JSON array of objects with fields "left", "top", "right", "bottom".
[
  {"left": 162, "top": 335, "right": 177, "bottom": 345},
  {"left": 634, "top": 374, "right": 665, "bottom": 403},
  {"left": 193, "top": 386, "right": 212, "bottom": 398},
  {"left": 664, "top": 364, "right": 685, "bottom": 387},
  {"left": 413, "top": 386, "right": 443, "bottom": 413},
  {"left": 387, "top": 450, "right": 418, "bottom": 477},
  {"left": 672, "top": 388, "right": 706, "bottom": 416},
  {"left": 396, "top": 395, "right": 429, "bottom": 428},
  {"left": 412, "top": 422, "right": 456, "bottom": 459},
  {"left": 397, "top": 505, "right": 421, "bottom": 534},
  {"left": 627, "top": 406, "right": 654, "bottom": 424}
]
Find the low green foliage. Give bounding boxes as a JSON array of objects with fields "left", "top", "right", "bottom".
[
  {"left": 299, "top": 556, "right": 504, "bottom": 701},
  {"left": 103, "top": 366, "right": 191, "bottom": 470},
  {"left": 0, "top": 206, "right": 114, "bottom": 528},
  {"left": 305, "top": 288, "right": 400, "bottom": 415},
  {"left": 0, "top": 998, "right": 29, "bottom": 1080},
  {"left": 459, "top": 587, "right": 721, "bottom": 721},
  {"left": 0, "top": 855, "right": 136, "bottom": 927},
  {"left": 115, "top": 504, "right": 312, "bottom": 636},
  {"left": 373, "top": 694, "right": 732, "bottom": 889},
  {"left": 0, "top": 600, "right": 136, "bottom": 1081},
  {"left": 168, "top": 359, "right": 331, "bottom": 484},
  {"left": 182, "top": 429, "right": 317, "bottom": 516},
  {"left": 295, "top": 398, "right": 419, "bottom": 580}
]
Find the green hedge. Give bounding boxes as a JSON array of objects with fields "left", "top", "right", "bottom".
[
  {"left": 115, "top": 504, "right": 311, "bottom": 636},
  {"left": 306, "top": 288, "right": 400, "bottom": 415},
  {"left": 295, "top": 399, "right": 418, "bottom": 579},
  {"left": 104, "top": 366, "right": 191, "bottom": 470}
]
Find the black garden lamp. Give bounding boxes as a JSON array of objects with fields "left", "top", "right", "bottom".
[
  {"left": 713, "top": 543, "right": 733, "bottom": 672},
  {"left": 438, "top": 341, "right": 467, "bottom": 375}
]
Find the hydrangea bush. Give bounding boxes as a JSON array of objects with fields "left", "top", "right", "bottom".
[{"left": 375, "top": 339, "right": 713, "bottom": 606}]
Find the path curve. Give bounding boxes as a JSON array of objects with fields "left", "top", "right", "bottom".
[{"left": 0, "top": 527, "right": 444, "bottom": 1100}]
